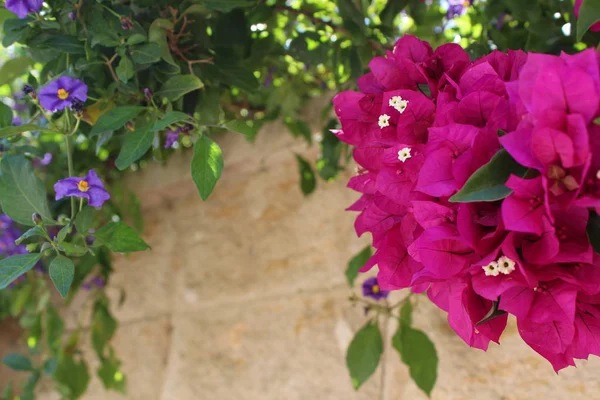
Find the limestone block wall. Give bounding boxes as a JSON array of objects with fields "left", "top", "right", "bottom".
[{"left": 2, "top": 110, "right": 600, "bottom": 399}]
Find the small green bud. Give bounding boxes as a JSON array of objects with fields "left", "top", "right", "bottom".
[
  {"left": 162, "top": 97, "right": 169, "bottom": 105},
  {"left": 57, "top": 215, "right": 69, "bottom": 225},
  {"left": 26, "top": 243, "right": 39, "bottom": 253}
]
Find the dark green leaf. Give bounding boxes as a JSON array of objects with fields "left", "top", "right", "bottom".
[
  {"left": 0, "top": 101, "right": 12, "bottom": 128},
  {"left": 94, "top": 221, "right": 150, "bottom": 253},
  {"left": 0, "top": 156, "right": 53, "bottom": 225},
  {"left": 49, "top": 255, "right": 75, "bottom": 298},
  {"left": 345, "top": 246, "right": 372, "bottom": 287},
  {"left": 33, "top": 34, "right": 85, "bottom": 54},
  {"left": 15, "top": 226, "right": 46, "bottom": 245},
  {"left": 191, "top": 136, "right": 224, "bottom": 200},
  {"left": 148, "top": 19, "right": 179, "bottom": 69},
  {"left": 295, "top": 155, "right": 317, "bottom": 195},
  {"left": 115, "top": 125, "right": 154, "bottom": 170},
  {"left": 587, "top": 211, "right": 600, "bottom": 254},
  {"left": 43, "top": 358, "right": 58, "bottom": 376},
  {"left": 346, "top": 321, "right": 383, "bottom": 390},
  {"left": 224, "top": 120, "right": 260, "bottom": 140},
  {"left": 285, "top": 119, "right": 312, "bottom": 145},
  {"left": 217, "top": 65, "right": 260, "bottom": 92},
  {"left": 152, "top": 111, "right": 194, "bottom": 131},
  {"left": 75, "top": 206, "right": 96, "bottom": 235},
  {"left": 97, "top": 349, "right": 126, "bottom": 393},
  {"left": 54, "top": 355, "right": 90, "bottom": 399},
  {"left": 477, "top": 300, "right": 507, "bottom": 325},
  {"left": 400, "top": 301, "right": 413, "bottom": 327},
  {"left": 200, "top": 0, "right": 256, "bottom": 12},
  {"left": 450, "top": 149, "right": 528, "bottom": 203},
  {"left": 577, "top": 0, "right": 600, "bottom": 40},
  {"left": 92, "top": 300, "right": 117, "bottom": 359},
  {"left": 61, "top": 243, "right": 88, "bottom": 257},
  {"left": 2, "top": 353, "right": 33, "bottom": 371},
  {"left": 131, "top": 43, "right": 161, "bottom": 64},
  {"left": 90, "top": 107, "right": 146, "bottom": 136},
  {"left": 116, "top": 56, "right": 135, "bottom": 83},
  {"left": 156, "top": 75, "right": 204, "bottom": 101},
  {"left": 393, "top": 324, "right": 438, "bottom": 397},
  {"left": 0, "top": 124, "right": 57, "bottom": 138},
  {"left": 0, "top": 253, "right": 42, "bottom": 290}
]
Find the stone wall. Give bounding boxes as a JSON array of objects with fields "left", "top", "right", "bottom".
[{"left": 2, "top": 112, "right": 600, "bottom": 400}]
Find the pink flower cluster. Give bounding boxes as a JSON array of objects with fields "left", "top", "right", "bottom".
[{"left": 334, "top": 35, "right": 600, "bottom": 371}]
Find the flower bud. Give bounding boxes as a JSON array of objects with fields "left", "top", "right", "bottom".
[
  {"left": 120, "top": 16, "right": 133, "bottom": 30},
  {"left": 144, "top": 88, "right": 153, "bottom": 100},
  {"left": 68, "top": 11, "right": 76, "bottom": 20},
  {"left": 125, "top": 121, "right": 135, "bottom": 131},
  {"left": 23, "top": 84, "right": 36, "bottom": 100},
  {"left": 71, "top": 98, "right": 85, "bottom": 114},
  {"left": 32, "top": 212, "right": 42, "bottom": 225},
  {"left": 26, "top": 243, "right": 39, "bottom": 253},
  {"left": 57, "top": 214, "right": 69, "bottom": 225}
]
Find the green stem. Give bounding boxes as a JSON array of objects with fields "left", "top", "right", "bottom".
[
  {"left": 65, "top": 135, "right": 76, "bottom": 221},
  {"left": 101, "top": 4, "right": 122, "bottom": 19},
  {"left": 79, "top": 197, "right": 84, "bottom": 212}
]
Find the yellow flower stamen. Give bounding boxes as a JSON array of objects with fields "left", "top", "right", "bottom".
[
  {"left": 372, "top": 284, "right": 380, "bottom": 294},
  {"left": 57, "top": 88, "right": 69, "bottom": 100},
  {"left": 78, "top": 180, "right": 89, "bottom": 192}
]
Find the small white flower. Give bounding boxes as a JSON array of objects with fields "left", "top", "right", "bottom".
[
  {"left": 378, "top": 114, "right": 391, "bottom": 128},
  {"left": 482, "top": 261, "right": 500, "bottom": 277},
  {"left": 389, "top": 96, "right": 409, "bottom": 113},
  {"left": 397, "top": 147, "right": 412, "bottom": 162},
  {"left": 497, "top": 256, "right": 516, "bottom": 275}
]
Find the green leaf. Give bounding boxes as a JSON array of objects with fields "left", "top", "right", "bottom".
[
  {"left": 577, "top": 0, "right": 600, "bottom": 40},
  {"left": 400, "top": 301, "right": 413, "bottom": 326},
  {"left": 91, "top": 299, "right": 117, "bottom": 359},
  {"left": 449, "top": 149, "right": 528, "bottom": 203},
  {"left": 477, "top": 300, "right": 507, "bottom": 325},
  {"left": 152, "top": 111, "right": 194, "bottom": 131},
  {"left": 97, "top": 349, "right": 126, "bottom": 393},
  {"left": 2, "top": 353, "right": 33, "bottom": 371},
  {"left": 15, "top": 226, "right": 47, "bottom": 245},
  {"left": 0, "top": 156, "right": 53, "bottom": 225},
  {"left": 0, "top": 124, "right": 56, "bottom": 138},
  {"left": 345, "top": 246, "right": 372, "bottom": 287},
  {"left": 199, "top": 0, "right": 256, "bottom": 12},
  {"left": 60, "top": 243, "right": 88, "bottom": 257},
  {"left": 43, "top": 357, "right": 58, "bottom": 376},
  {"left": 346, "top": 321, "right": 383, "bottom": 390},
  {"left": 116, "top": 56, "right": 135, "bottom": 83},
  {"left": 94, "top": 221, "right": 150, "bottom": 253},
  {"left": 191, "top": 136, "right": 224, "bottom": 200},
  {"left": 32, "top": 34, "right": 85, "bottom": 54},
  {"left": 148, "top": 18, "right": 179, "bottom": 69},
  {"left": 115, "top": 125, "right": 154, "bottom": 170},
  {"left": 156, "top": 75, "right": 204, "bottom": 101},
  {"left": 46, "top": 306, "right": 64, "bottom": 355},
  {"left": 49, "top": 255, "right": 75, "bottom": 298},
  {"left": 295, "top": 155, "right": 317, "bottom": 195},
  {"left": 587, "top": 211, "right": 600, "bottom": 254},
  {"left": 217, "top": 65, "right": 260, "bottom": 92},
  {"left": 75, "top": 206, "right": 96, "bottom": 234},
  {"left": 285, "top": 119, "right": 312, "bottom": 145},
  {"left": 131, "top": 43, "right": 161, "bottom": 64},
  {"left": 54, "top": 355, "right": 90, "bottom": 399},
  {"left": 392, "top": 324, "right": 438, "bottom": 397},
  {"left": 224, "top": 120, "right": 260, "bottom": 140},
  {"left": 90, "top": 107, "right": 146, "bottom": 136},
  {"left": 127, "top": 34, "right": 147, "bottom": 46},
  {"left": 0, "top": 101, "right": 12, "bottom": 128}
]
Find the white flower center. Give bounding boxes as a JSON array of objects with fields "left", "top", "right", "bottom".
[
  {"left": 389, "top": 96, "right": 409, "bottom": 113},
  {"left": 378, "top": 114, "right": 391, "bottom": 128},
  {"left": 496, "top": 256, "right": 516, "bottom": 275},
  {"left": 397, "top": 147, "right": 412, "bottom": 162},
  {"left": 482, "top": 261, "right": 499, "bottom": 277}
]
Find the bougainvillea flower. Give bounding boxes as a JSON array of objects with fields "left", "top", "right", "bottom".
[
  {"left": 5, "top": 0, "right": 43, "bottom": 19},
  {"left": 362, "top": 277, "right": 389, "bottom": 300},
  {"left": 54, "top": 170, "right": 110, "bottom": 208},
  {"left": 501, "top": 176, "right": 549, "bottom": 235},
  {"left": 39, "top": 76, "right": 88, "bottom": 112}
]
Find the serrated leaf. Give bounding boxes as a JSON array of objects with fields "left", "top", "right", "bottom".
[
  {"left": 346, "top": 321, "right": 383, "bottom": 390},
  {"left": 577, "top": 0, "right": 600, "bottom": 40},
  {"left": 156, "top": 75, "right": 204, "bottom": 101},
  {"left": 152, "top": 111, "right": 193, "bottom": 131},
  {"left": 345, "top": 246, "right": 371, "bottom": 287},
  {"left": 449, "top": 149, "right": 528, "bottom": 203},
  {"left": 2, "top": 353, "right": 33, "bottom": 371},
  {"left": 393, "top": 323, "right": 438, "bottom": 397},
  {"left": 90, "top": 107, "right": 146, "bottom": 136},
  {"left": 115, "top": 125, "right": 154, "bottom": 170},
  {"left": 191, "top": 136, "right": 224, "bottom": 200},
  {"left": 295, "top": 155, "right": 316, "bottom": 195},
  {"left": 49, "top": 255, "right": 75, "bottom": 298},
  {"left": 94, "top": 221, "right": 150, "bottom": 253},
  {"left": 0, "top": 156, "right": 53, "bottom": 225}
]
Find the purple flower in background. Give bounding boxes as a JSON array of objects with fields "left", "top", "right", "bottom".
[
  {"left": 144, "top": 88, "right": 153, "bottom": 100},
  {"left": 82, "top": 276, "right": 105, "bottom": 291},
  {"left": 33, "top": 152, "right": 52, "bottom": 168},
  {"left": 39, "top": 76, "right": 87, "bottom": 112},
  {"left": 12, "top": 116, "right": 22, "bottom": 126},
  {"left": 164, "top": 130, "right": 179, "bottom": 148},
  {"left": 68, "top": 11, "right": 76, "bottom": 21},
  {"left": 0, "top": 214, "right": 27, "bottom": 257},
  {"left": 446, "top": 0, "right": 473, "bottom": 19},
  {"left": 54, "top": 170, "right": 110, "bottom": 208},
  {"left": 5, "top": 0, "right": 43, "bottom": 19},
  {"left": 362, "top": 277, "right": 389, "bottom": 301}
]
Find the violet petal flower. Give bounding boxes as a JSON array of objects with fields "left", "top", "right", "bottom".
[
  {"left": 362, "top": 277, "right": 389, "bottom": 301},
  {"left": 54, "top": 170, "right": 110, "bottom": 208},
  {"left": 39, "top": 76, "right": 88, "bottom": 112},
  {"left": 164, "top": 130, "right": 179, "bottom": 148},
  {"left": 5, "top": 0, "right": 43, "bottom": 19}
]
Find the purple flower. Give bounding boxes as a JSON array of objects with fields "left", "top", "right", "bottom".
[
  {"left": 362, "top": 277, "right": 389, "bottom": 301},
  {"left": 164, "top": 130, "right": 179, "bottom": 148},
  {"left": 446, "top": 0, "right": 473, "bottom": 19},
  {"left": 54, "top": 170, "right": 110, "bottom": 208},
  {"left": 144, "top": 88, "right": 153, "bottom": 99},
  {"left": 33, "top": 152, "right": 52, "bottom": 168},
  {"left": 0, "top": 214, "right": 27, "bottom": 258},
  {"left": 39, "top": 76, "right": 87, "bottom": 112},
  {"left": 82, "top": 276, "right": 105, "bottom": 290},
  {"left": 68, "top": 11, "right": 76, "bottom": 21},
  {"left": 120, "top": 16, "right": 133, "bottom": 30},
  {"left": 12, "top": 116, "right": 22, "bottom": 126},
  {"left": 5, "top": 0, "right": 43, "bottom": 19}
]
